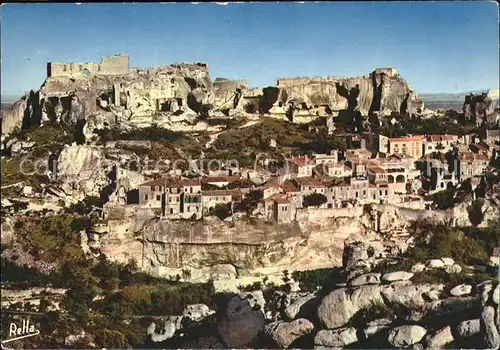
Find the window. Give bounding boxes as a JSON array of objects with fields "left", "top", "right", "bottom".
[
  {"left": 385, "top": 190, "right": 388, "bottom": 195},
  {"left": 156, "top": 195, "right": 161, "bottom": 201},
  {"left": 145, "top": 194, "right": 149, "bottom": 200},
  {"left": 151, "top": 186, "right": 155, "bottom": 191},
  {"left": 215, "top": 197, "right": 219, "bottom": 201},
  {"left": 190, "top": 187, "right": 193, "bottom": 193},
  {"left": 363, "top": 190, "right": 366, "bottom": 196}
]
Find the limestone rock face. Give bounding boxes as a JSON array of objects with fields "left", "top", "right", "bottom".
[
  {"left": 56, "top": 144, "right": 111, "bottom": 196},
  {"left": 450, "top": 284, "right": 472, "bottom": 297},
  {"left": 147, "top": 317, "right": 180, "bottom": 342},
  {"left": 216, "top": 294, "right": 266, "bottom": 348},
  {"left": 381, "top": 271, "right": 414, "bottom": 283},
  {"left": 182, "top": 304, "right": 215, "bottom": 324},
  {"left": 3, "top": 61, "right": 215, "bottom": 135},
  {"left": 424, "top": 326, "right": 454, "bottom": 348},
  {"left": 456, "top": 319, "right": 480, "bottom": 338},
  {"left": 314, "top": 327, "right": 358, "bottom": 348},
  {"left": 284, "top": 293, "right": 318, "bottom": 321},
  {"left": 274, "top": 68, "right": 423, "bottom": 117},
  {"left": 388, "top": 325, "right": 427, "bottom": 347},
  {"left": 481, "top": 306, "right": 500, "bottom": 349},
  {"left": 317, "top": 283, "right": 440, "bottom": 329},
  {"left": 349, "top": 272, "right": 381, "bottom": 286},
  {"left": 264, "top": 318, "right": 314, "bottom": 349},
  {"left": 463, "top": 90, "right": 499, "bottom": 127}
]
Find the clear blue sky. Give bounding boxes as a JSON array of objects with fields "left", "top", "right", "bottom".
[{"left": 1, "top": 2, "right": 498, "bottom": 99}]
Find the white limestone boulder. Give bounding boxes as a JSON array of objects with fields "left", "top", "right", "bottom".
[
  {"left": 428, "top": 259, "right": 445, "bottom": 268},
  {"left": 381, "top": 271, "right": 414, "bottom": 283},
  {"left": 264, "top": 318, "right": 314, "bottom": 349},
  {"left": 456, "top": 319, "right": 480, "bottom": 338},
  {"left": 388, "top": 325, "right": 427, "bottom": 347},
  {"left": 445, "top": 264, "right": 462, "bottom": 274},
  {"left": 440, "top": 257, "right": 454, "bottom": 266},
  {"left": 411, "top": 263, "right": 426, "bottom": 273},
  {"left": 349, "top": 273, "right": 381, "bottom": 286},
  {"left": 450, "top": 284, "right": 472, "bottom": 297},
  {"left": 424, "top": 326, "right": 454, "bottom": 348},
  {"left": 314, "top": 327, "right": 358, "bottom": 348}
]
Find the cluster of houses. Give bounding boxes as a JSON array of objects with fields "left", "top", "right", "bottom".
[{"left": 117, "top": 129, "right": 498, "bottom": 223}]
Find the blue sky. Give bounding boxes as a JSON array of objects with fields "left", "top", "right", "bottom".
[{"left": 1, "top": 2, "right": 498, "bottom": 99}]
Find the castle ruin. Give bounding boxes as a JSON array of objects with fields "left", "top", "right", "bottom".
[{"left": 47, "top": 54, "right": 130, "bottom": 78}]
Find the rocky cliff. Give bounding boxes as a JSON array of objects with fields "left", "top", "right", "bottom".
[
  {"left": 2, "top": 57, "right": 426, "bottom": 135},
  {"left": 463, "top": 88, "right": 500, "bottom": 127},
  {"left": 272, "top": 68, "right": 424, "bottom": 117},
  {"left": 141, "top": 238, "right": 499, "bottom": 349},
  {"left": 2, "top": 62, "right": 215, "bottom": 134},
  {"left": 96, "top": 204, "right": 448, "bottom": 283}
]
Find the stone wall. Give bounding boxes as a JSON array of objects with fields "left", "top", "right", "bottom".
[{"left": 47, "top": 54, "right": 129, "bottom": 78}]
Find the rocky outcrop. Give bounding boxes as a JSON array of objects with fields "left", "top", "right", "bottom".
[
  {"left": 2, "top": 58, "right": 427, "bottom": 135},
  {"left": 388, "top": 325, "right": 427, "bottom": 347},
  {"left": 3, "top": 60, "right": 215, "bottom": 135},
  {"left": 463, "top": 88, "right": 500, "bottom": 127},
  {"left": 55, "top": 144, "right": 112, "bottom": 197},
  {"left": 264, "top": 318, "right": 314, "bottom": 348},
  {"left": 216, "top": 294, "right": 266, "bottom": 348},
  {"left": 273, "top": 68, "right": 424, "bottom": 117}
]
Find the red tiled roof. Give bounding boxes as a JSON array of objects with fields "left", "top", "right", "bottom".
[
  {"left": 202, "top": 189, "right": 243, "bottom": 197},
  {"left": 290, "top": 156, "right": 314, "bottom": 166},
  {"left": 295, "top": 177, "right": 326, "bottom": 187},
  {"left": 368, "top": 166, "right": 386, "bottom": 174},
  {"left": 201, "top": 176, "right": 240, "bottom": 183},
  {"left": 426, "top": 134, "right": 458, "bottom": 142},
  {"left": 389, "top": 135, "right": 425, "bottom": 142},
  {"left": 274, "top": 196, "right": 290, "bottom": 204},
  {"left": 139, "top": 177, "right": 200, "bottom": 188}
]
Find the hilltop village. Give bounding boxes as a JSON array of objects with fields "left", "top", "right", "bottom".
[{"left": 1, "top": 55, "right": 500, "bottom": 349}]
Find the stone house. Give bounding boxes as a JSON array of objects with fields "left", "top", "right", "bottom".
[
  {"left": 264, "top": 194, "right": 296, "bottom": 223},
  {"left": 288, "top": 155, "right": 316, "bottom": 178},
  {"left": 273, "top": 196, "right": 295, "bottom": 223},
  {"left": 423, "top": 134, "right": 459, "bottom": 155},
  {"left": 201, "top": 189, "right": 243, "bottom": 214},
  {"left": 313, "top": 151, "right": 338, "bottom": 165},
  {"left": 388, "top": 135, "right": 425, "bottom": 159},
  {"left": 138, "top": 177, "right": 202, "bottom": 218},
  {"left": 457, "top": 152, "right": 490, "bottom": 181},
  {"left": 315, "top": 162, "right": 352, "bottom": 178}
]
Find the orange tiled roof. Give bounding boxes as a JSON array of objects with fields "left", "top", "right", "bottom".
[
  {"left": 139, "top": 177, "right": 200, "bottom": 188},
  {"left": 389, "top": 135, "right": 425, "bottom": 142},
  {"left": 368, "top": 166, "right": 386, "bottom": 174},
  {"left": 290, "top": 156, "right": 315, "bottom": 166},
  {"left": 202, "top": 189, "right": 243, "bottom": 197}
]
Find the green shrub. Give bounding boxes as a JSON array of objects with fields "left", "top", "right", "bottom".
[
  {"left": 94, "top": 329, "right": 126, "bottom": 349},
  {"left": 302, "top": 193, "right": 328, "bottom": 208},
  {"left": 238, "top": 281, "right": 263, "bottom": 292},
  {"left": 292, "top": 267, "right": 343, "bottom": 292},
  {"left": 467, "top": 199, "right": 485, "bottom": 227}
]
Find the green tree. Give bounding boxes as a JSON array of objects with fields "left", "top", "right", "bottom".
[
  {"left": 468, "top": 199, "right": 485, "bottom": 227},
  {"left": 213, "top": 203, "right": 232, "bottom": 220},
  {"left": 303, "top": 193, "right": 328, "bottom": 208}
]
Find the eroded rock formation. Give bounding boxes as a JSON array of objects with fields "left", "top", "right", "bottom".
[
  {"left": 463, "top": 88, "right": 500, "bottom": 127},
  {"left": 1, "top": 55, "right": 427, "bottom": 135}
]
